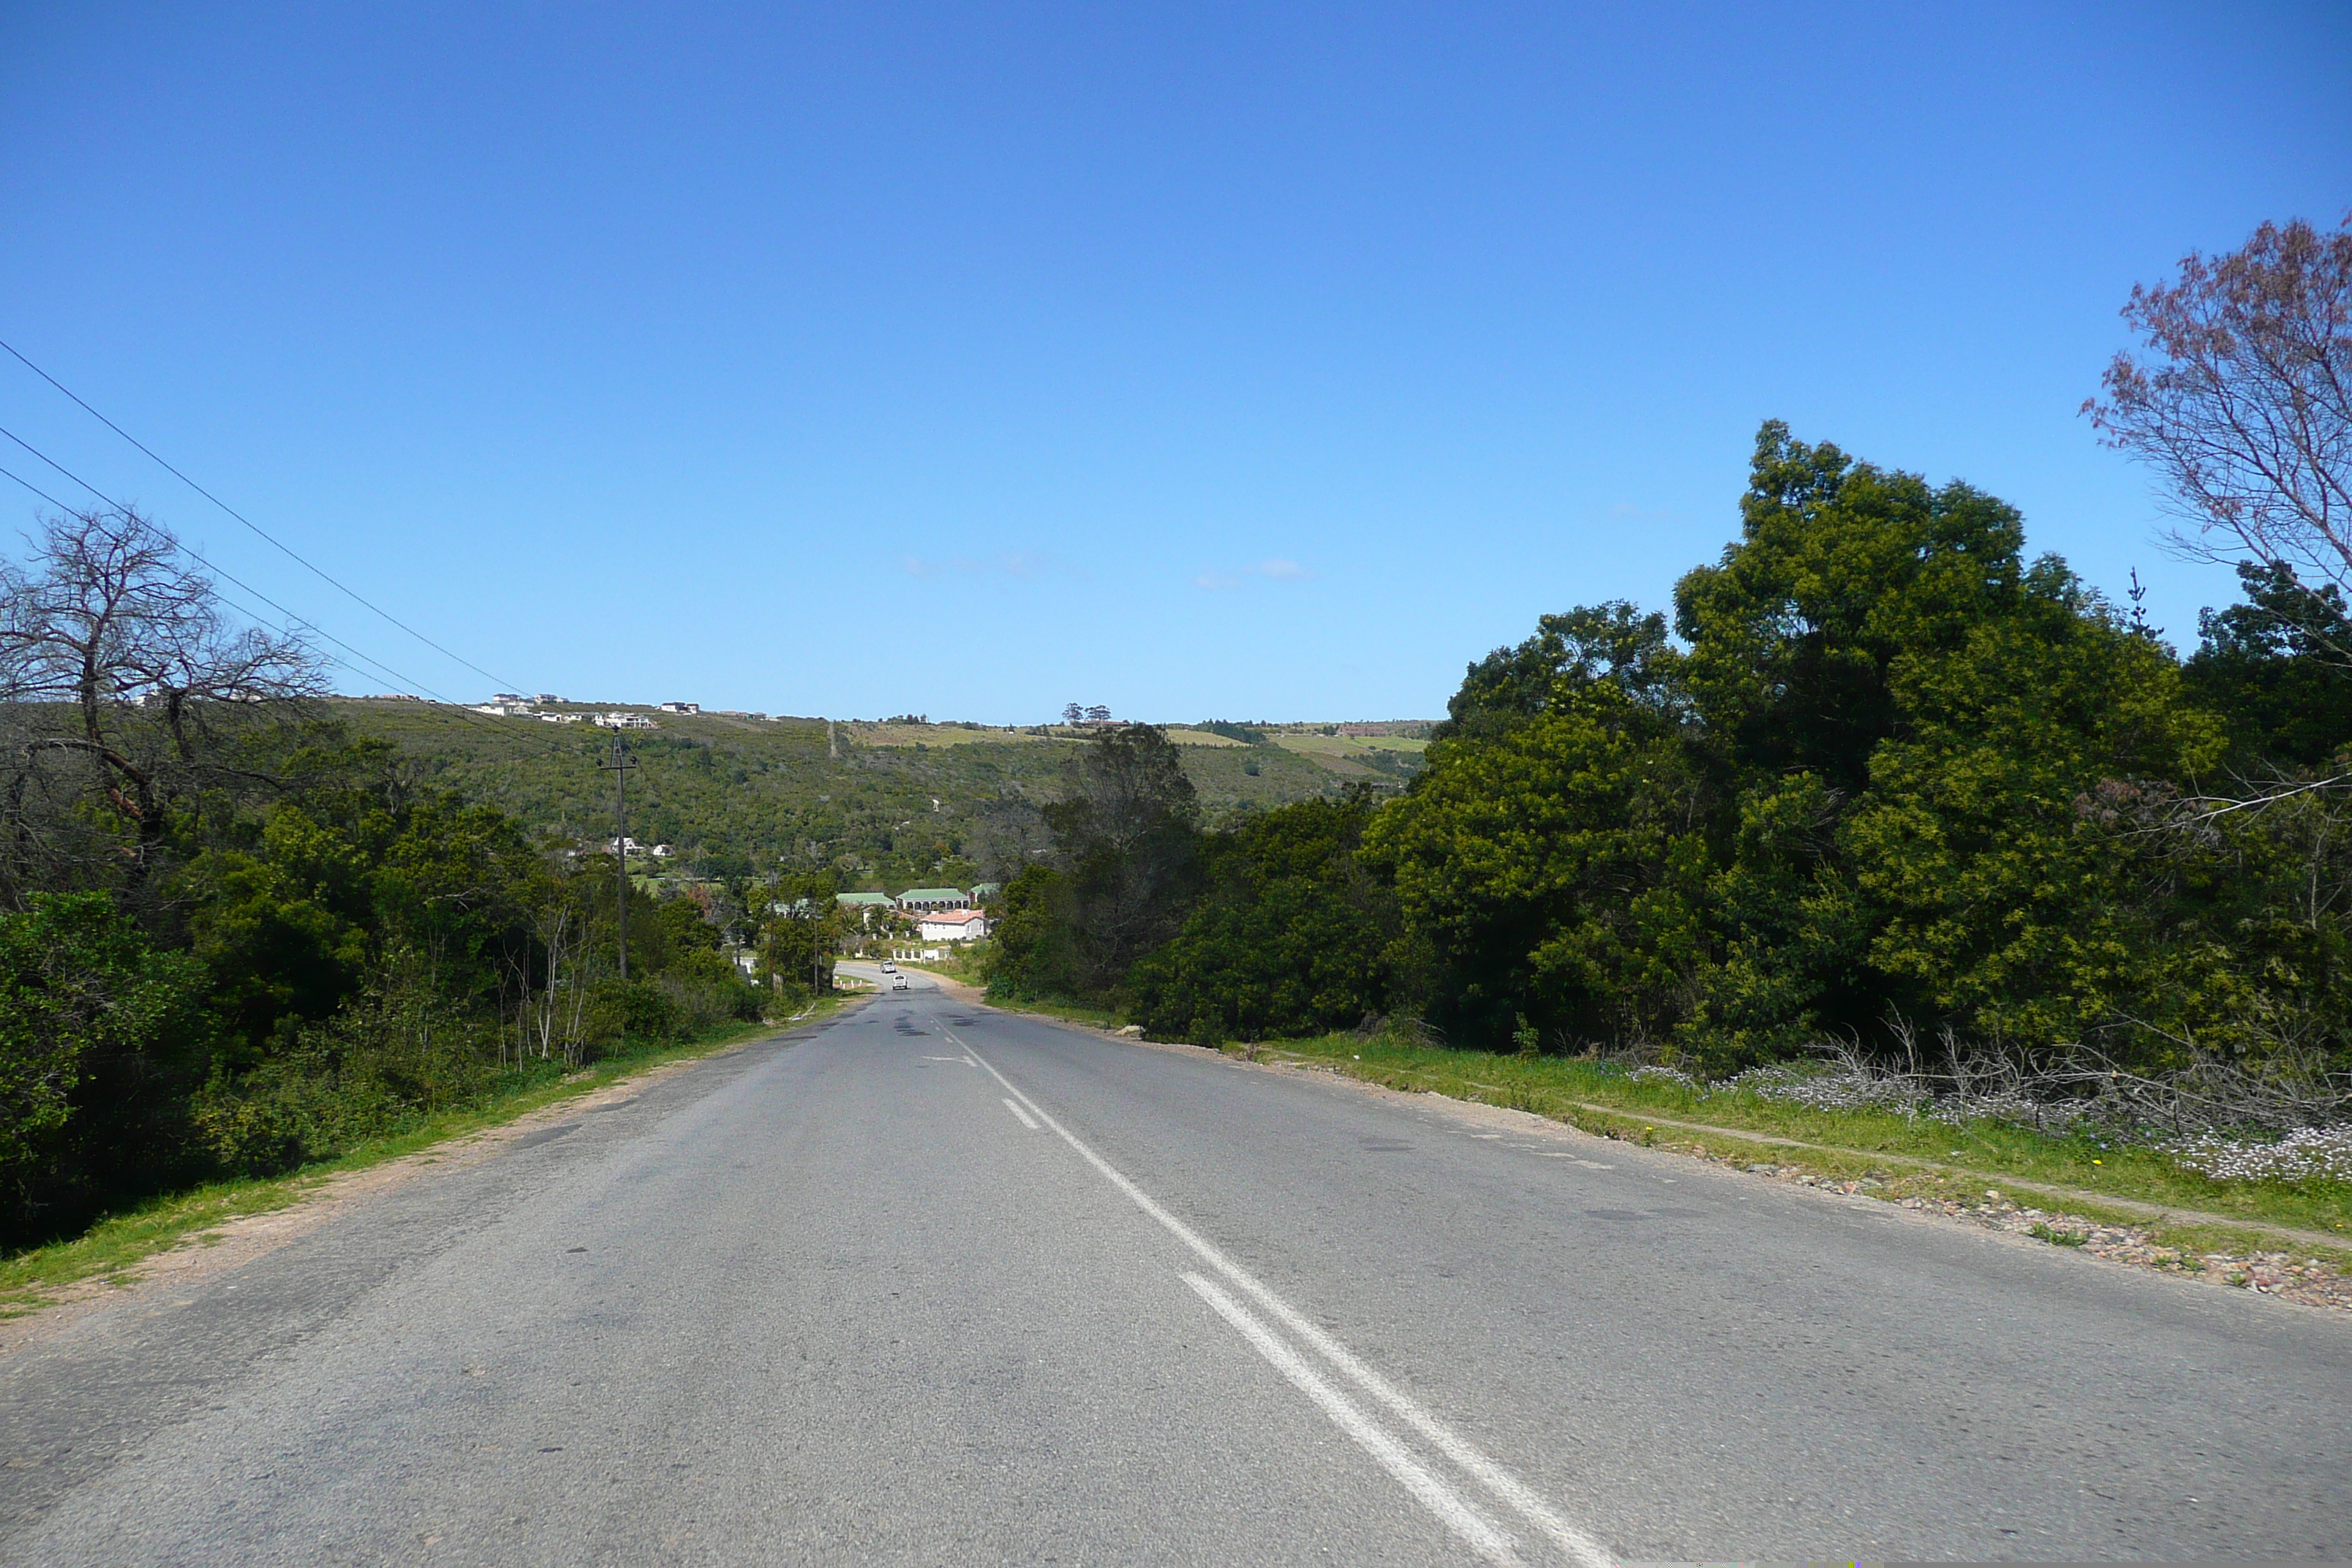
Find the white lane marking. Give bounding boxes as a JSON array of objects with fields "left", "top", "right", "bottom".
[
  {"left": 1001, "top": 1097, "right": 1040, "bottom": 1131},
  {"left": 1183, "top": 1273, "right": 1521, "bottom": 1567},
  {"left": 943, "top": 1030, "right": 1614, "bottom": 1568}
]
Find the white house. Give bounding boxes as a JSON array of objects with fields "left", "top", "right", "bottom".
[
  {"left": 595, "top": 712, "right": 658, "bottom": 730},
  {"left": 916, "top": 908, "right": 989, "bottom": 943},
  {"left": 658, "top": 701, "right": 701, "bottom": 715}
]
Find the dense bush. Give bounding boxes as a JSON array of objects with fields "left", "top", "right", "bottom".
[
  {"left": 998, "top": 424, "right": 2352, "bottom": 1087},
  {"left": 1373, "top": 424, "right": 2340, "bottom": 1074},
  {"left": 1128, "top": 791, "right": 1415, "bottom": 1043}
]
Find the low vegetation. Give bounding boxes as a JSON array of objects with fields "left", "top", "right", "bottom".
[
  {"left": 1256, "top": 1030, "right": 2351, "bottom": 1250},
  {"left": 0, "top": 1004, "right": 819, "bottom": 1317}
]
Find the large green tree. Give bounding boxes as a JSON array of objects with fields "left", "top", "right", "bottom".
[
  {"left": 1375, "top": 423, "right": 2228, "bottom": 1067},
  {"left": 1129, "top": 788, "right": 1412, "bottom": 1043}
]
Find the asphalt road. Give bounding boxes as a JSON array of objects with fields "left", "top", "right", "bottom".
[{"left": 3, "top": 966, "right": 2348, "bottom": 1564}]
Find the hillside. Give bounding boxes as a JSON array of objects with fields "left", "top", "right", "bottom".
[{"left": 334, "top": 701, "right": 1428, "bottom": 889}]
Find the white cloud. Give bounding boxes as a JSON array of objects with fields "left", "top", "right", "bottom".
[
  {"left": 1193, "top": 571, "right": 1240, "bottom": 590},
  {"left": 1259, "top": 558, "right": 1312, "bottom": 581}
]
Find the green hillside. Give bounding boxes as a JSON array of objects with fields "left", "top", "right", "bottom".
[{"left": 334, "top": 701, "right": 1411, "bottom": 890}]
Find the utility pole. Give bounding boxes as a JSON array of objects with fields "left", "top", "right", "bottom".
[{"left": 598, "top": 731, "right": 638, "bottom": 981}]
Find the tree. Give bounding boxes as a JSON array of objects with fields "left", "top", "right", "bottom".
[
  {"left": 2184, "top": 560, "right": 2352, "bottom": 769},
  {"left": 1129, "top": 789, "right": 1412, "bottom": 1043},
  {"left": 2087, "top": 215, "right": 2352, "bottom": 657},
  {"left": 986, "top": 725, "right": 1202, "bottom": 1000},
  {"left": 0, "top": 507, "right": 316, "bottom": 894},
  {"left": 0, "top": 892, "right": 208, "bottom": 1233},
  {"left": 1046, "top": 724, "right": 1199, "bottom": 984},
  {"left": 1367, "top": 610, "right": 1705, "bottom": 1049},
  {"left": 1376, "top": 424, "right": 2231, "bottom": 1067},
  {"left": 1061, "top": 702, "right": 1085, "bottom": 725},
  {"left": 1431, "top": 601, "right": 1683, "bottom": 747}
]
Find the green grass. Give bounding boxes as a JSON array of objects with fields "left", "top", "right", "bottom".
[
  {"left": 0, "top": 1000, "right": 853, "bottom": 1319},
  {"left": 1255, "top": 1032, "right": 2352, "bottom": 1262},
  {"left": 1268, "top": 731, "right": 1430, "bottom": 757},
  {"left": 975, "top": 990, "right": 1127, "bottom": 1030}
]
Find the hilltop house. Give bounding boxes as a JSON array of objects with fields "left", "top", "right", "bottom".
[
  {"left": 894, "top": 887, "right": 968, "bottom": 913},
  {"left": 658, "top": 701, "right": 701, "bottom": 715}
]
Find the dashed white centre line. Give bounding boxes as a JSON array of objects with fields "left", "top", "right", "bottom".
[
  {"left": 936, "top": 1022, "right": 1616, "bottom": 1568},
  {"left": 1001, "top": 1097, "right": 1039, "bottom": 1131},
  {"left": 1183, "top": 1273, "right": 1521, "bottom": 1567}
]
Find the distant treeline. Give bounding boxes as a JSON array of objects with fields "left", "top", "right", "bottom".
[{"left": 988, "top": 423, "right": 2352, "bottom": 1084}]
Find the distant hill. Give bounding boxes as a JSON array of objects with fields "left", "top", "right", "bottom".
[{"left": 333, "top": 701, "right": 1428, "bottom": 889}]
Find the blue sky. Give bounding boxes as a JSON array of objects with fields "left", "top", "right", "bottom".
[{"left": 2, "top": 3, "right": 2346, "bottom": 723}]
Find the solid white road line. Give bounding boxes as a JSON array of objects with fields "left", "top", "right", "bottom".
[
  {"left": 1183, "top": 1272, "right": 1522, "bottom": 1567},
  {"left": 942, "top": 1028, "right": 1616, "bottom": 1568},
  {"left": 1001, "top": 1097, "right": 1040, "bottom": 1130}
]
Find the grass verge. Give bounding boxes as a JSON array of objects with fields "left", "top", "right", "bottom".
[
  {"left": 976, "top": 991, "right": 1126, "bottom": 1030},
  {"left": 1254, "top": 1031, "right": 2352, "bottom": 1267},
  {"left": 0, "top": 997, "right": 855, "bottom": 1320}
]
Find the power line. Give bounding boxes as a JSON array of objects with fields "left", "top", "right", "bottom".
[
  {"left": 0, "top": 423, "right": 448, "bottom": 702},
  {"left": 0, "top": 457, "right": 431, "bottom": 698},
  {"left": 0, "top": 336, "right": 524, "bottom": 693},
  {"left": 0, "top": 429, "right": 636, "bottom": 777},
  {"left": 0, "top": 451, "right": 603, "bottom": 759}
]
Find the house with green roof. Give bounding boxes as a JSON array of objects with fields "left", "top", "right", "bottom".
[
  {"left": 894, "top": 886, "right": 968, "bottom": 912},
  {"left": 836, "top": 889, "right": 898, "bottom": 927}
]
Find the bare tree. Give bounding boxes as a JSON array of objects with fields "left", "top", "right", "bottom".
[
  {"left": 0, "top": 507, "right": 318, "bottom": 892},
  {"left": 2086, "top": 215, "right": 2352, "bottom": 644}
]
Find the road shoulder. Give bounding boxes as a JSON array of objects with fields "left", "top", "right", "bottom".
[{"left": 0, "top": 1003, "right": 867, "bottom": 1359}]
